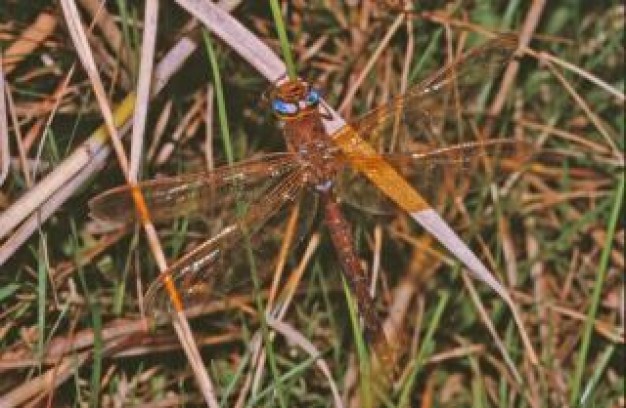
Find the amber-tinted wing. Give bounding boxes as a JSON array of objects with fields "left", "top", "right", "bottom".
[
  {"left": 335, "top": 35, "right": 528, "bottom": 212},
  {"left": 90, "top": 153, "right": 303, "bottom": 231},
  {"left": 89, "top": 153, "right": 308, "bottom": 315},
  {"left": 141, "top": 164, "right": 307, "bottom": 316},
  {"left": 337, "top": 139, "right": 530, "bottom": 212},
  {"left": 347, "top": 35, "right": 518, "bottom": 150}
]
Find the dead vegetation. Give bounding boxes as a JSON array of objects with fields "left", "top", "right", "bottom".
[{"left": 0, "top": 1, "right": 623, "bottom": 407}]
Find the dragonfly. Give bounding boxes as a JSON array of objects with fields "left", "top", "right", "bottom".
[{"left": 89, "top": 35, "right": 528, "bottom": 355}]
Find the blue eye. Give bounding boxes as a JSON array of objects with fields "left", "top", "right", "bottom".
[
  {"left": 305, "top": 89, "right": 320, "bottom": 106},
  {"left": 272, "top": 99, "right": 298, "bottom": 116}
]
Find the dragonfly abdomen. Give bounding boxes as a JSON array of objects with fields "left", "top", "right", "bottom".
[{"left": 322, "top": 190, "right": 382, "bottom": 335}]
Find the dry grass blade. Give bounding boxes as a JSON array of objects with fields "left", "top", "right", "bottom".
[
  {"left": 543, "top": 59, "right": 620, "bottom": 156},
  {"left": 337, "top": 13, "right": 405, "bottom": 113},
  {"left": 1, "top": 1, "right": 622, "bottom": 406},
  {"left": 2, "top": 84, "right": 32, "bottom": 188},
  {"left": 461, "top": 272, "right": 524, "bottom": 385},
  {"left": 267, "top": 317, "right": 343, "bottom": 407},
  {"left": 0, "top": 140, "right": 110, "bottom": 265},
  {"left": 267, "top": 202, "right": 302, "bottom": 309},
  {"left": 240, "top": 234, "right": 321, "bottom": 405},
  {"left": 175, "top": 0, "right": 286, "bottom": 82},
  {"left": 0, "top": 352, "right": 90, "bottom": 407},
  {"left": 59, "top": 0, "right": 129, "bottom": 173},
  {"left": 76, "top": 0, "right": 134, "bottom": 75},
  {"left": 0, "top": 21, "right": 199, "bottom": 259},
  {"left": 128, "top": 0, "right": 159, "bottom": 182},
  {"left": 273, "top": 233, "right": 321, "bottom": 320},
  {"left": 0, "top": 54, "right": 8, "bottom": 186},
  {"left": 60, "top": 1, "right": 218, "bottom": 405},
  {"left": 538, "top": 50, "right": 625, "bottom": 102},
  {"left": 486, "top": 0, "right": 546, "bottom": 124},
  {"left": 1, "top": 11, "right": 57, "bottom": 75}
]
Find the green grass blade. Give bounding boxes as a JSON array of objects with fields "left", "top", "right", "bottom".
[
  {"left": 242, "top": 231, "right": 288, "bottom": 408},
  {"left": 408, "top": 28, "right": 443, "bottom": 85},
  {"left": 114, "top": 0, "right": 138, "bottom": 77},
  {"left": 220, "top": 351, "right": 251, "bottom": 407},
  {"left": 247, "top": 353, "right": 320, "bottom": 407},
  {"left": 342, "top": 274, "right": 372, "bottom": 408},
  {"left": 113, "top": 229, "right": 138, "bottom": 315},
  {"left": 579, "top": 344, "right": 615, "bottom": 407},
  {"left": 398, "top": 290, "right": 450, "bottom": 406},
  {"left": 203, "top": 31, "right": 234, "bottom": 165},
  {"left": 89, "top": 303, "right": 103, "bottom": 408},
  {"left": 269, "top": 0, "right": 297, "bottom": 79},
  {"left": 37, "top": 235, "right": 47, "bottom": 363},
  {"left": 0, "top": 283, "right": 19, "bottom": 302},
  {"left": 570, "top": 173, "right": 624, "bottom": 406}
]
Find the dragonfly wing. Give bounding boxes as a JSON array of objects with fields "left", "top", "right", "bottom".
[
  {"left": 337, "top": 35, "right": 525, "bottom": 212},
  {"left": 347, "top": 35, "right": 518, "bottom": 151},
  {"left": 337, "top": 139, "right": 531, "bottom": 213},
  {"left": 143, "top": 165, "right": 308, "bottom": 316},
  {"left": 89, "top": 153, "right": 302, "bottom": 233}
]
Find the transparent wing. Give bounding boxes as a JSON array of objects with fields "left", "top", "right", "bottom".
[
  {"left": 336, "top": 35, "right": 526, "bottom": 212},
  {"left": 337, "top": 139, "right": 531, "bottom": 213},
  {"left": 89, "top": 153, "right": 302, "bottom": 233},
  {"left": 347, "top": 35, "right": 519, "bottom": 150},
  {"left": 143, "top": 166, "right": 308, "bottom": 316}
]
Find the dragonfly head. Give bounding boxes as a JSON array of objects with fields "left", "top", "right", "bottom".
[{"left": 270, "top": 79, "right": 320, "bottom": 120}]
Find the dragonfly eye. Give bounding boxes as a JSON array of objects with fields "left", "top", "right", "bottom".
[
  {"left": 272, "top": 99, "right": 298, "bottom": 117},
  {"left": 305, "top": 89, "right": 320, "bottom": 106}
]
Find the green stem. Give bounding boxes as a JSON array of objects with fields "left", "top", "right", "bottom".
[
  {"left": 570, "top": 173, "right": 624, "bottom": 406},
  {"left": 203, "top": 31, "right": 234, "bottom": 165},
  {"left": 269, "top": 0, "right": 297, "bottom": 79}
]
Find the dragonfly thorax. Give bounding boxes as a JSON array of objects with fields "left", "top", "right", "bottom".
[
  {"left": 269, "top": 79, "right": 342, "bottom": 186},
  {"left": 283, "top": 112, "right": 341, "bottom": 187}
]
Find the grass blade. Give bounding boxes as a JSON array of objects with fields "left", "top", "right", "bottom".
[
  {"left": 570, "top": 173, "right": 624, "bottom": 406},
  {"left": 269, "top": 0, "right": 297, "bottom": 79},
  {"left": 203, "top": 31, "right": 234, "bottom": 165}
]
